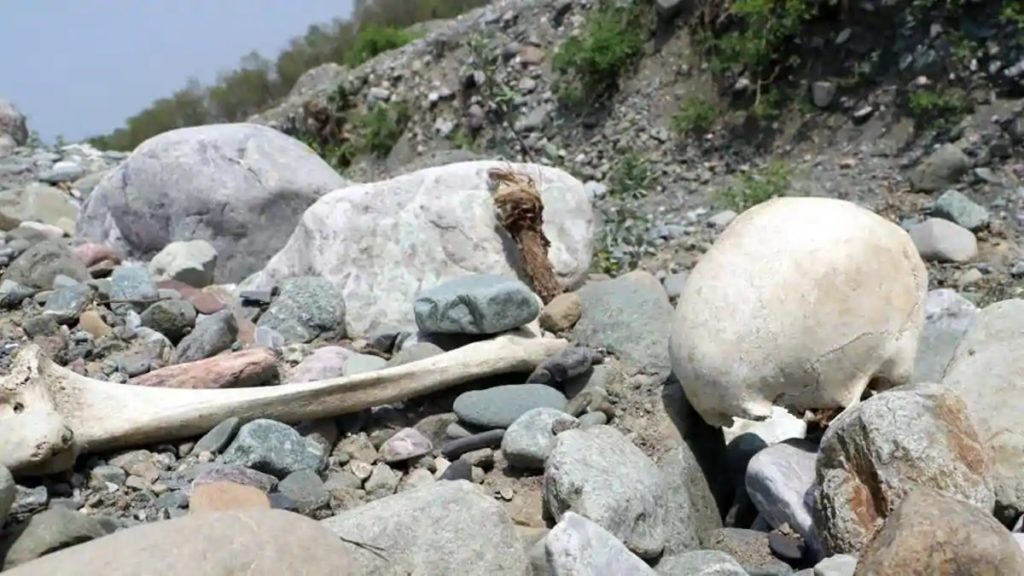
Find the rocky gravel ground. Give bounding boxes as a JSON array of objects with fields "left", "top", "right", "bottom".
[{"left": 1, "top": 0, "right": 1024, "bottom": 573}]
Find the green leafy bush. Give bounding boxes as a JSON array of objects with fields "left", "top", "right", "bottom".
[
  {"left": 672, "top": 96, "right": 718, "bottom": 135},
  {"left": 553, "top": 0, "right": 649, "bottom": 101},
  {"left": 609, "top": 153, "right": 651, "bottom": 200},
  {"left": 906, "top": 88, "right": 972, "bottom": 132},
  {"left": 356, "top": 102, "right": 410, "bottom": 157},
  {"left": 346, "top": 24, "right": 414, "bottom": 66},
  {"left": 718, "top": 161, "right": 792, "bottom": 211}
]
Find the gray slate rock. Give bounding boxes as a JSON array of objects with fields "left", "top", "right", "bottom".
[
  {"left": 573, "top": 270, "right": 673, "bottom": 377},
  {"left": 386, "top": 341, "right": 443, "bottom": 368},
  {"left": 908, "top": 218, "right": 978, "bottom": 263},
  {"left": 909, "top": 143, "right": 971, "bottom": 191},
  {"left": 662, "top": 272, "right": 688, "bottom": 299},
  {"left": 942, "top": 298, "right": 1024, "bottom": 524},
  {"left": 10, "top": 486, "right": 47, "bottom": 516},
  {"left": 659, "top": 444, "right": 723, "bottom": 553},
  {"left": 746, "top": 439, "right": 822, "bottom": 559},
  {"left": 257, "top": 276, "right": 345, "bottom": 343},
  {"left": 140, "top": 299, "right": 197, "bottom": 343},
  {"left": 110, "top": 265, "right": 159, "bottom": 310},
  {"left": 0, "top": 184, "right": 79, "bottom": 232},
  {"left": 932, "top": 189, "right": 989, "bottom": 231},
  {"left": 0, "top": 466, "right": 13, "bottom": 527},
  {"left": 2, "top": 239, "right": 89, "bottom": 288},
  {"left": 544, "top": 426, "right": 666, "bottom": 559},
  {"left": 454, "top": 384, "right": 567, "bottom": 429},
  {"left": 0, "top": 98, "right": 28, "bottom": 144},
  {"left": 912, "top": 288, "right": 978, "bottom": 383},
  {"left": 78, "top": 123, "right": 349, "bottom": 283},
  {"left": 705, "top": 529, "right": 794, "bottom": 575},
  {"left": 191, "top": 463, "right": 278, "bottom": 492},
  {"left": 148, "top": 240, "right": 218, "bottom": 288},
  {"left": 0, "top": 280, "right": 35, "bottom": 309},
  {"left": 41, "top": 283, "right": 92, "bottom": 325},
  {"left": 526, "top": 347, "right": 598, "bottom": 385},
  {"left": 501, "top": 407, "right": 580, "bottom": 470},
  {"left": 380, "top": 428, "right": 433, "bottom": 464},
  {"left": 364, "top": 463, "right": 399, "bottom": 499},
  {"left": 413, "top": 274, "right": 540, "bottom": 335},
  {"left": 656, "top": 550, "right": 749, "bottom": 575},
  {"left": 0, "top": 508, "right": 107, "bottom": 570},
  {"left": 321, "top": 480, "right": 529, "bottom": 575},
  {"left": 192, "top": 417, "right": 241, "bottom": 455},
  {"left": 221, "top": 419, "right": 326, "bottom": 479},
  {"left": 276, "top": 470, "right": 329, "bottom": 514},
  {"left": 540, "top": 512, "right": 657, "bottom": 575},
  {"left": 174, "top": 309, "right": 237, "bottom": 363},
  {"left": 815, "top": 383, "right": 993, "bottom": 556}
]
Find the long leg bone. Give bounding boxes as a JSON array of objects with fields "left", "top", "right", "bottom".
[{"left": 0, "top": 332, "right": 568, "bottom": 476}]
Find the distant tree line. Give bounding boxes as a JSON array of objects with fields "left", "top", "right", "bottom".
[{"left": 88, "top": 0, "right": 487, "bottom": 151}]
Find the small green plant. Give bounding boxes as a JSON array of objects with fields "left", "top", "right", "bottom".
[
  {"left": 609, "top": 153, "right": 651, "bottom": 200},
  {"left": 906, "top": 88, "right": 972, "bottom": 133},
  {"left": 346, "top": 24, "right": 414, "bottom": 67},
  {"left": 672, "top": 96, "right": 718, "bottom": 135},
  {"left": 450, "top": 128, "right": 475, "bottom": 151},
  {"left": 718, "top": 161, "right": 792, "bottom": 211},
  {"left": 553, "top": 0, "right": 649, "bottom": 101},
  {"left": 356, "top": 102, "right": 410, "bottom": 157},
  {"left": 1001, "top": 0, "right": 1024, "bottom": 29}
]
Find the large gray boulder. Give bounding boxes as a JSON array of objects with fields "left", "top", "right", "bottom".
[
  {"left": 544, "top": 425, "right": 666, "bottom": 559},
  {"left": 2, "top": 239, "right": 89, "bottom": 288},
  {"left": 78, "top": 123, "right": 348, "bottom": 283},
  {"left": 0, "top": 99, "right": 28, "bottom": 145},
  {"left": 2, "top": 509, "right": 361, "bottom": 576},
  {"left": 815, "top": 383, "right": 993, "bottom": 556},
  {"left": 0, "top": 508, "right": 107, "bottom": 570},
  {"left": 240, "top": 161, "right": 594, "bottom": 336},
  {"left": 321, "top": 480, "right": 528, "bottom": 575},
  {"left": 942, "top": 298, "right": 1024, "bottom": 524},
  {"left": 912, "top": 288, "right": 978, "bottom": 383},
  {"left": 573, "top": 270, "right": 673, "bottom": 378}
]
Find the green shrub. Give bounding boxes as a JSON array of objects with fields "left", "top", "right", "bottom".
[
  {"left": 346, "top": 24, "right": 414, "bottom": 67},
  {"left": 718, "top": 161, "right": 792, "bottom": 211},
  {"left": 609, "top": 153, "right": 651, "bottom": 200},
  {"left": 672, "top": 96, "right": 718, "bottom": 135},
  {"left": 906, "top": 88, "right": 972, "bottom": 133},
  {"left": 356, "top": 102, "right": 410, "bottom": 157},
  {"left": 553, "top": 0, "right": 649, "bottom": 100}
]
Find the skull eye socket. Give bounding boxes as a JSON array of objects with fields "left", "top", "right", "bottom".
[{"left": 12, "top": 402, "right": 24, "bottom": 414}]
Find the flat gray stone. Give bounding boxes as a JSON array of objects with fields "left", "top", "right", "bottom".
[
  {"left": 174, "top": 309, "right": 237, "bottom": 363},
  {"left": 321, "top": 480, "right": 528, "bottom": 575},
  {"left": 656, "top": 550, "right": 749, "bottom": 575},
  {"left": 414, "top": 274, "right": 540, "bottom": 335},
  {"left": 110, "top": 265, "right": 159, "bottom": 310},
  {"left": 662, "top": 272, "right": 688, "bottom": 299},
  {"left": 813, "top": 554, "right": 857, "bottom": 576},
  {"left": 501, "top": 407, "right": 580, "bottom": 470},
  {"left": 454, "top": 384, "right": 567, "bottom": 429},
  {"left": 0, "top": 508, "right": 107, "bottom": 569},
  {"left": 41, "top": 283, "right": 92, "bottom": 325},
  {"left": 191, "top": 464, "right": 278, "bottom": 492},
  {"left": 544, "top": 426, "right": 666, "bottom": 559},
  {"left": 257, "top": 276, "right": 345, "bottom": 343},
  {"left": 221, "top": 419, "right": 326, "bottom": 479},
  {"left": 0, "top": 184, "right": 79, "bottom": 232},
  {"left": 380, "top": 428, "right": 433, "bottom": 463},
  {"left": 343, "top": 353, "right": 388, "bottom": 376},
  {"left": 140, "top": 299, "right": 197, "bottom": 343},
  {"left": 932, "top": 189, "right": 989, "bottom": 231},
  {"left": 912, "top": 288, "right": 977, "bottom": 383},
  {"left": 192, "top": 417, "right": 241, "bottom": 455},
  {"left": 658, "top": 443, "right": 722, "bottom": 553},
  {"left": 541, "top": 512, "right": 657, "bottom": 575},
  {"left": 573, "top": 271, "right": 673, "bottom": 377},
  {"left": 2, "top": 239, "right": 89, "bottom": 289},
  {"left": 149, "top": 240, "right": 218, "bottom": 288},
  {"left": 364, "top": 463, "right": 399, "bottom": 499},
  {"left": 276, "top": 470, "right": 329, "bottom": 514},
  {"left": 386, "top": 342, "right": 443, "bottom": 368},
  {"left": 10, "top": 486, "right": 47, "bottom": 516},
  {"left": 746, "top": 439, "right": 822, "bottom": 558},
  {"left": 0, "top": 280, "right": 35, "bottom": 309},
  {"left": 909, "top": 143, "right": 971, "bottom": 191},
  {"left": 909, "top": 218, "right": 977, "bottom": 263}
]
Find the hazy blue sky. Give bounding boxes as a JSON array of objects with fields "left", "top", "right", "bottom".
[{"left": 0, "top": 1, "right": 355, "bottom": 144}]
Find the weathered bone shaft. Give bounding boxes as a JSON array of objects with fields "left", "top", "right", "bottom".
[{"left": 0, "top": 333, "right": 567, "bottom": 475}]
